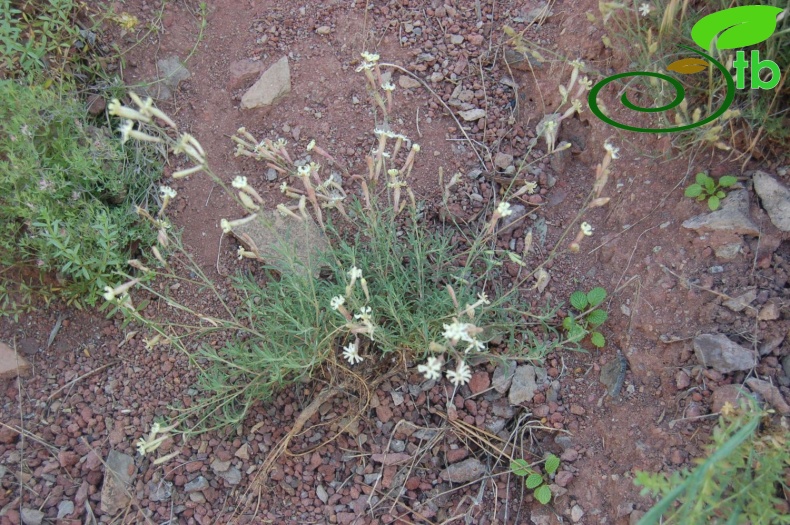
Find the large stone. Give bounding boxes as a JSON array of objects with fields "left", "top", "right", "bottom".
[
  {"left": 746, "top": 378, "right": 790, "bottom": 414},
  {"left": 228, "top": 59, "right": 266, "bottom": 91},
  {"left": 241, "top": 56, "right": 291, "bottom": 109},
  {"left": 509, "top": 365, "right": 538, "bottom": 405},
  {"left": 682, "top": 190, "right": 759, "bottom": 236},
  {"left": 439, "top": 458, "right": 485, "bottom": 483},
  {"left": 752, "top": 170, "right": 790, "bottom": 232},
  {"left": 20, "top": 508, "right": 44, "bottom": 525},
  {"left": 0, "top": 342, "right": 31, "bottom": 379},
  {"left": 494, "top": 152, "right": 514, "bottom": 170},
  {"left": 398, "top": 75, "right": 421, "bottom": 89},
  {"left": 100, "top": 450, "right": 136, "bottom": 516},
  {"left": 693, "top": 334, "right": 757, "bottom": 373},
  {"left": 711, "top": 384, "right": 751, "bottom": 412},
  {"left": 459, "top": 108, "right": 486, "bottom": 121}
]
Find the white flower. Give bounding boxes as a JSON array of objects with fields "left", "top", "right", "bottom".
[
  {"left": 232, "top": 176, "right": 248, "bottom": 188},
  {"left": 102, "top": 286, "right": 116, "bottom": 301},
  {"left": 307, "top": 139, "right": 316, "bottom": 151},
  {"left": 360, "top": 51, "right": 380, "bottom": 62},
  {"left": 604, "top": 142, "right": 620, "bottom": 159},
  {"left": 297, "top": 165, "right": 311, "bottom": 177},
  {"left": 330, "top": 296, "right": 345, "bottom": 310},
  {"left": 466, "top": 339, "right": 486, "bottom": 354},
  {"left": 496, "top": 201, "right": 513, "bottom": 218},
  {"left": 280, "top": 182, "right": 289, "bottom": 193},
  {"left": 381, "top": 82, "right": 395, "bottom": 91},
  {"left": 579, "top": 76, "right": 592, "bottom": 90},
  {"left": 159, "top": 186, "right": 177, "bottom": 199},
  {"left": 387, "top": 168, "right": 399, "bottom": 177},
  {"left": 524, "top": 181, "right": 538, "bottom": 195},
  {"left": 581, "top": 222, "right": 594, "bottom": 236},
  {"left": 569, "top": 59, "right": 585, "bottom": 70},
  {"left": 639, "top": 3, "right": 651, "bottom": 16},
  {"left": 348, "top": 267, "right": 362, "bottom": 280},
  {"left": 342, "top": 342, "right": 363, "bottom": 365},
  {"left": 354, "top": 306, "right": 372, "bottom": 321},
  {"left": 477, "top": 293, "right": 490, "bottom": 305},
  {"left": 355, "top": 62, "right": 375, "bottom": 72},
  {"left": 443, "top": 321, "right": 472, "bottom": 343},
  {"left": 446, "top": 360, "right": 472, "bottom": 386},
  {"left": 118, "top": 120, "right": 134, "bottom": 143},
  {"left": 417, "top": 357, "right": 443, "bottom": 381},
  {"left": 411, "top": 143, "right": 420, "bottom": 152}
]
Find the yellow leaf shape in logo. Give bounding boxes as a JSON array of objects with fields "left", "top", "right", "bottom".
[{"left": 667, "top": 57, "right": 710, "bottom": 74}]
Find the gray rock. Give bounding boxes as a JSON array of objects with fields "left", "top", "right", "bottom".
[
  {"left": 752, "top": 170, "right": 790, "bottom": 231},
  {"left": 158, "top": 56, "right": 191, "bottom": 89},
  {"left": 228, "top": 58, "right": 266, "bottom": 91},
  {"left": 509, "top": 365, "right": 538, "bottom": 405},
  {"left": 56, "top": 500, "right": 75, "bottom": 519},
  {"left": 0, "top": 341, "right": 31, "bottom": 379},
  {"left": 494, "top": 152, "right": 514, "bottom": 170},
  {"left": 218, "top": 466, "right": 242, "bottom": 485},
  {"left": 210, "top": 459, "right": 231, "bottom": 473},
  {"left": 100, "top": 450, "right": 136, "bottom": 515},
  {"left": 694, "top": 334, "right": 757, "bottom": 373},
  {"left": 189, "top": 492, "right": 206, "bottom": 503},
  {"left": 714, "top": 242, "right": 742, "bottom": 259},
  {"left": 571, "top": 504, "right": 585, "bottom": 522},
  {"left": 398, "top": 75, "right": 421, "bottom": 89},
  {"left": 459, "top": 108, "right": 486, "bottom": 121},
  {"left": 316, "top": 484, "right": 329, "bottom": 503},
  {"left": 147, "top": 480, "right": 172, "bottom": 502},
  {"left": 530, "top": 505, "right": 562, "bottom": 525},
  {"left": 783, "top": 355, "right": 790, "bottom": 378},
  {"left": 390, "top": 439, "right": 406, "bottom": 453},
  {"left": 439, "top": 458, "right": 486, "bottom": 483},
  {"left": 241, "top": 56, "right": 291, "bottom": 109},
  {"left": 501, "top": 204, "right": 527, "bottom": 228},
  {"left": 450, "top": 34, "right": 464, "bottom": 45},
  {"left": 266, "top": 168, "right": 278, "bottom": 182},
  {"left": 722, "top": 289, "right": 757, "bottom": 312},
  {"left": 184, "top": 476, "right": 209, "bottom": 493},
  {"left": 492, "top": 362, "right": 516, "bottom": 393},
  {"left": 682, "top": 190, "right": 759, "bottom": 236},
  {"left": 746, "top": 378, "right": 790, "bottom": 414},
  {"left": 21, "top": 508, "right": 44, "bottom": 525}
]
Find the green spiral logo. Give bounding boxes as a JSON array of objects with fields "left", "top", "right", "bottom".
[{"left": 588, "top": 5, "right": 783, "bottom": 133}]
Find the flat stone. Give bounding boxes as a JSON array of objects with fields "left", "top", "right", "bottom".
[
  {"left": 56, "top": 500, "right": 75, "bottom": 520},
  {"left": 571, "top": 505, "right": 585, "bottom": 523},
  {"left": 439, "top": 458, "right": 485, "bottom": 483},
  {"left": 157, "top": 56, "right": 191, "bottom": 91},
  {"left": 492, "top": 362, "right": 516, "bottom": 393},
  {"left": 752, "top": 170, "right": 790, "bottom": 231},
  {"left": 494, "top": 151, "right": 514, "bottom": 170},
  {"left": 468, "top": 371, "right": 490, "bottom": 395},
  {"left": 0, "top": 341, "right": 31, "bottom": 379},
  {"left": 228, "top": 59, "right": 266, "bottom": 91},
  {"left": 217, "top": 466, "right": 241, "bottom": 485},
  {"left": 722, "top": 289, "right": 757, "bottom": 312},
  {"left": 682, "top": 190, "right": 759, "bottom": 236},
  {"left": 398, "top": 75, "right": 421, "bottom": 89},
  {"left": 241, "top": 56, "right": 291, "bottom": 109},
  {"left": 509, "top": 365, "right": 538, "bottom": 405},
  {"left": 459, "top": 108, "right": 486, "bottom": 121},
  {"left": 694, "top": 334, "right": 757, "bottom": 373},
  {"left": 20, "top": 508, "right": 44, "bottom": 525},
  {"left": 100, "top": 450, "right": 136, "bottom": 515},
  {"left": 316, "top": 484, "right": 329, "bottom": 503},
  {"left": 184, "top": 476, "right": 209, "bottom": 493},
  {"left": 210, "top": 459, "right": 231, "bottom": 473},
  {"left": 746, "top": 378, "right": 790, "bottom": 414},
  {"left": 450, "top": 34, "right": 464, "bottom": 45},
  {"left": 370, "top": 452, "right": 410, "bottom": 466}
]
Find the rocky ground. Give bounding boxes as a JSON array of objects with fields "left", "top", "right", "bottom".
[{"left": 1, "top": 0, "right": 789, "bottom": 524}]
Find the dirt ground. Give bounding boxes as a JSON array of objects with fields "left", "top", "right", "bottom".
[{"left": 2, "top": 0, "right": 789, "bottom": 524}]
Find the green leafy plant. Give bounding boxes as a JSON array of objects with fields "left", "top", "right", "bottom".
[
  {"left": 0, "top": 80, "right": 160, "bottom": 308},
  {"left": 684, "top": 172, "right": 737, "bottom": 211},
  {"left": 510, "top": 454, "right": 561, "bottom": 505},
  {"left": 635, "top": 399, "right": 790, "bottom": 525},
  {"left": 562, "top": 287, "right": 608, "bottom": 348}
]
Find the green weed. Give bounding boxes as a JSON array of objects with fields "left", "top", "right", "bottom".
[
  {"left": 684, "top": 172, "right": 737, "bottom": 211},
  {"left": 510, "top": 454, "right": 561, "bottom": 505},
  {"left": 562, "top": 287, "right": 608, "bottom": 348}
]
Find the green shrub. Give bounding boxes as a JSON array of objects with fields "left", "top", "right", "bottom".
[
  {"left": 0, "top": 80, "right": 160, "bottom": 307},
  {"left": 635, "top": 400, "right": 790, "bottom": 525}
]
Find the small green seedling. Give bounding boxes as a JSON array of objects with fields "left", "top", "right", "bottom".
[
  {"left": 563, "top": 287, "right": 608, "bottom": 348},
  {"left": 510, "top": 454, "right": 561, "bottom": 505},
  {"left": 684, "top": 173, "right": 738, "bottom": 211}
]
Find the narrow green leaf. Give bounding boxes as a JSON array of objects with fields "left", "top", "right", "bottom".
[
  {"left": 526, "top": 473, "right": 543, "bottom": 489},
  {"left": 545, "top": 454, "right": 560, "bottom": 475},
  {"left": 534, "top": 484, "right": 552, "bottom": 504},
  {"left": 570, "top": 291, "right": 588, "bottom": 310}
]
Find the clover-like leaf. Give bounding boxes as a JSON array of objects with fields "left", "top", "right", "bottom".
[
  {"left": 708, "top": 195, "right": 721, "bottom": 211},
  {"left": 685, "top": 184, "right": 703, "bottom": 198},
  {"left": 510, "top": 458, "right": 531, "bottom": 477},
  {"left": 587, "top": 309, "right": 608, "bottom": 327},
  {"left": 586, "top": 287, "right": 607, "bottom": 307},
  {"left": 667, "top": 57, "right": 709, "bottom": 74},
  {"left": 526, "top": 472, "right": 544, "bottom": 489},
  {"left": 570, "top": 291, "right": 588, "bottom": 311},
  {"left": 691, "top": 5, "right": 783, "bottom": 51},
  {"left": 534, "top": 484, "right": 552, "bottom": 505},
  {"left": 591, "top": 331, "right": 606, "bottom": 348},
  {"left": 719, "top": 175, "right": 738, "bottom": 188},
  {"left": 545, "top": 454, "right": 560, "bottom": 475}
]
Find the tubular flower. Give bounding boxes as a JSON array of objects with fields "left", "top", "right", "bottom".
[
  {"left": 342, "top": 342, "right": 363, "bottom": 365},
  {"left": 446, "top": 360, "right": 472, "bottom": 386}
]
